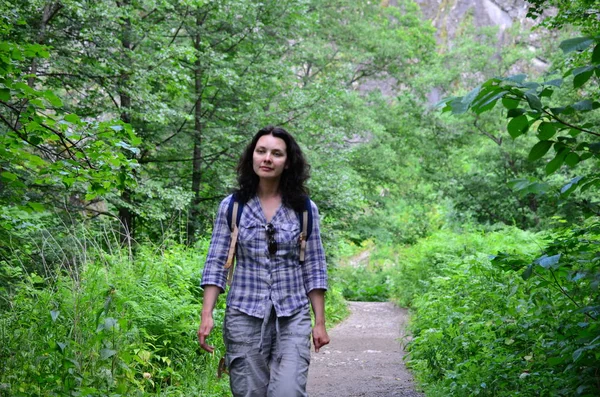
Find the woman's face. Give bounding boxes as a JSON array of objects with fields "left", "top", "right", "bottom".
[{"left": 252, "top": 134, "right": 288, "bottom": 182}]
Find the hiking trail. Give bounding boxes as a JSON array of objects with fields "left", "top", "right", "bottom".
[{"left": 307, "top": 301, "right": 423, "bottom": 397}]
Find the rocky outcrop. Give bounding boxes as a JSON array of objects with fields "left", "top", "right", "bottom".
[
  {"left": 412, "top": 0, "right": 532, "bottom": 40},
  {"left": 360, "top": 0, "right": 550, "bottom": 98}
]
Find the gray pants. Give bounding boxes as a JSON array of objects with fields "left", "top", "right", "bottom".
[{"left": 223, "top": 303, "right": 312, "bottom": 397}]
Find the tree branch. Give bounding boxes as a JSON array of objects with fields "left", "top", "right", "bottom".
[
  {"left": 474, "top": 117, "right": 503, "bottom": 146},
  {"left": 542, "top": 108, "right": 600, "bottom": 137}
]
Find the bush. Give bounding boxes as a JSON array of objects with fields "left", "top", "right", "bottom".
[
  {"left": 0, "top": 224, "right": 350, "bottom": 396},
  {"left": 400, "top": 224, "right": 600, "bottom": 396},
  {"left": 334, "top": 265, "right": 392, "bottom": 302},
  {"left": 0, "top": 235, "right": 230, "bottom": 396}
]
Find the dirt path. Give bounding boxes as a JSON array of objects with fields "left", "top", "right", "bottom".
[{"left": 307, "top": 302, "right": 423, "bottom": 397}]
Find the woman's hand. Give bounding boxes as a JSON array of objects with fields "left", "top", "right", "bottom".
[
  {"left": 198, "top": 285, "right": 220, "bottom": 353},
  {"left": 312, "top": 323, "right": 330, "bottom": 352},
  {"left": 308, "top": 288, "right": 330, "bottom": 352},
  {"left": 198, "top": 313, "right": 215, "bottom": 353}
]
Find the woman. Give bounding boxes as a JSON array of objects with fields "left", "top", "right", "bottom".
[{"left": 198, "top": 126, "right": 330, "bottom": 397}]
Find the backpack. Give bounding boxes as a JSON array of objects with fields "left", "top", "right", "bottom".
[{"left": 223, "top": 193, "right": 313, "bottom": 285}]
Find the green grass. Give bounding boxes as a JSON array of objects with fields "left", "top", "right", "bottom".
[{"left": 0, "top": 230, "right": 349, "bottom": 396}]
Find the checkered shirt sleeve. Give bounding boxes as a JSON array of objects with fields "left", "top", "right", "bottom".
[
  {"left": 302, "top": 200, "right": 328, "bottom": 293},
  {"left": 200, "top": 196, "right": 232, "bottom": 292}
]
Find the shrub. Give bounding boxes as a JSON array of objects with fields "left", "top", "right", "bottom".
[
  {"left": 0, "top": 234, "right": 230, "bottom": 396},
  {"left": 401, "top": 224, "right": 600, "bottom": 396}
]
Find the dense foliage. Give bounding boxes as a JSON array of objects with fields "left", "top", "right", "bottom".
[
  {"left": 1, "top": 0, "right": 599, "bottom": 395},
  {"left": 335, "top": 2, "right": 600, "bottom": 396}
]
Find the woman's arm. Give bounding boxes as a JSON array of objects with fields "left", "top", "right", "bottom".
[
  {"left": 197, "top": 196, "right": 233, "bottom": 353},
  {"left": 197, "top": 285, "right": 221, "bottom": 353},
  {"left": 308, "top": 288, "right": 330, "bottom": 352}
]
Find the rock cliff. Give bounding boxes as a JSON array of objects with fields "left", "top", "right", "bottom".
[{"left": 412, "top": 0, "right": 532, "bottom": 40}]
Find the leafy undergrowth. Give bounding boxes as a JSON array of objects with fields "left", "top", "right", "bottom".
[
  {"left": 0, "top": 239, "right": 235, "bottom": 396},
  {"left": 333, "top": 241, "right": 395, "bottom": 302},
  {"left": 0, "top": 231, "right": 349, "bottom": 396},
  {"left": 393, "top": 225, "right": 600, "bottom": 397}
]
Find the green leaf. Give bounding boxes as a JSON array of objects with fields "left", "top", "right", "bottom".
[
  {"left": 547, "top": 356, "right": 565, "bottom": 366},
  {"left": 522, "top": 264, "right": 534, "bottom": 280},
  {"left": 461, "top": 86, "right": 481, "bottom": 108},
  {"left": 580, "top": 152, "right": 593, "bottom": 161},
  {"left": 559, "top": 37, "right": 595, "bottom": 54},
  {"left": 96, "top": 317, "right": 118, "bottom": 332},
  {"left": 57, "top": 342, "right": 66, "bottom": 352},
  {"left": 593, "top": 43, "right": 600, "bottom": 64},
  {"left": 573, "top": 348, "right": 584, "bottom": 363},
  {"left": 581, "top": 178, "right": 600, "bottom": 192},
  {"left": 572, "top": 65, "right": 595, "bottom": 76},
  {"left": 504, "top": 74, "right": 527, "bottom": 84},
  {"left": 525, "top": 92, "right": 542, "bottom": 111},
  {"left": 1, "top": 171, "right": 17, "bottom": 182},
  {"left": 501, "top": 96, "right": 520, "bottom": 110},
  {"left": 546, "top": 152, "right": 565, "bottom": 175},
  {"left": 50, "top": 310, "right": 60, "bottom": 322},
  {"left": 527, "top": 182, "right": 549, "bottom": 194},
  {"left": 472, "top": 89, "right": 507, "bottom": 113},
  {"left": 64, "top": 114, "right": 80, "bottom": 123},
  {"left": 528, "top": 140, "right": 553, "bottom": 161},
  {"left": 28, "top": 202, "right": 45, "bottom": 212},
  {"left": 543, "top": 78, "right": 562, "bottom": 87},
  {"left": 564, "top": 152, "right": 580, "bottom": 167},
  {"left": 535, "top": 254, "right": 561, "bottom": 269},
  {"left": 571, "top": 100, "right": 594, "bottom": 111},
  {"left": 589, "top": 142, "right": 600, "bottom": 154},
  {"left": 100, "top": 348, "right": 117, "bottom": 360},
  {"left": 537, "top": 122, "right": 557, "bottom": 140},
  {"left": 0, "top": 87, "right": 9, "bottom": 101},
  {"left": 507, "top": 108, "right": 527, "bottom": 118},
  {"left": 573, "top": 69, "right": 593, "bottom": 88},
  {"left": 539, "top": 87, "right": 554, "bottom": 97},
  {"left": 508, "top": 178, "right": 530, "bottom": 191},
  {"left": 507, "top": 115, "right": 529, "bottom": 138},
  {"left": 29, "top": 98, "right": 45, "bottom": 108},
  {"left": 561, "top": 176, "right": 584, "bottom": 196},
  {"left": 523, "top": 82, "right": 540, "bottom": 90},
  {"left": 448, "top": 97, "right": 469, "bottom": 114},
  {"left": 43, "top": 91, "right": 63, "bottom": 107},
  {"left": 11, "top": 48, "right": 23, "bottom": 60},
  {"left": 103, "top": 317, "right": 117, "bottom": 330}
]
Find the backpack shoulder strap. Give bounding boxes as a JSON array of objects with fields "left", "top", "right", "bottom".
[
  {"left": 225, "top": 194, "right": 243, "bottom": 285},
  {"left": 299, "top": 196, "right": 313, "bottom": 263},
  {"left": 226, "top": 193, "right": 244, "bottom": 231}
]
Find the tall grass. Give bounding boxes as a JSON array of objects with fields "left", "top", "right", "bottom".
[
  {"left": 0, "top": 222, "right": 349, "bottom": 396},
  {"left": 0, "top": 225, "right": 230, "bottom": 396}
]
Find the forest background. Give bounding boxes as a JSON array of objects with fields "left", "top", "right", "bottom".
[{"left": 1, "top": 0, "right": 599, "bottom": 396}]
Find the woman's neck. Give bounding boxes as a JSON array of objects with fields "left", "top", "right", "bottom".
[
  {"left": 257, "top": 179, "right": 281, "bottom": 199},
  {"left": 257, "top": 181, "right": 281, "bottom": 222}
]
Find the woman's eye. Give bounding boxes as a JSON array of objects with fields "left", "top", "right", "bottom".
[{"left": 256, "top": 148, "right": 265, "bottom": 154}]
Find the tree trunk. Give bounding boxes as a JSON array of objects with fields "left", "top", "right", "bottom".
[
  {"left": 186, "top": 14, "right": 204, "bottom": 245},
  {"left": 28, "top": 3, "right": 62, "bottom": 87},
  {"left": 118, "top": 1, "right": 135, "bottom": 246}
]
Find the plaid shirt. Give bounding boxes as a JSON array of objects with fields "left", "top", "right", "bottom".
[{"left": 201, "top": 195, "right": 328, "bottom": 318}]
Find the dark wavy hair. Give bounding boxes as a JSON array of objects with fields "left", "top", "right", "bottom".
[{"left": 235, "top": 126, "right": 310, "bottom": 212}]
